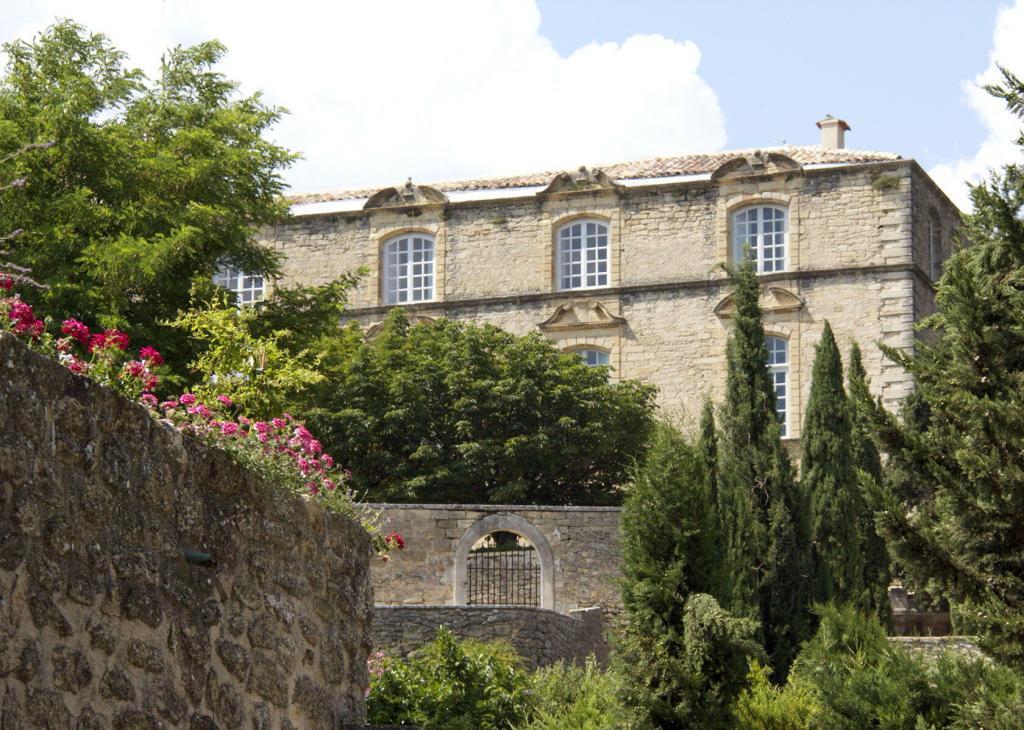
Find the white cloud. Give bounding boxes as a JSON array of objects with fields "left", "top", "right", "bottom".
[
  {"left": 0, "top": 1, "right": 726, "bottom": 193},
  {"left": 930, "top": 1, "right": 1024, "bottom": 211}
]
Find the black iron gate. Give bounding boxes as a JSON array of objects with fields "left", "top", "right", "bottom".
[{"left": 466, "top": 532, "right": 540, "bottom": 606}]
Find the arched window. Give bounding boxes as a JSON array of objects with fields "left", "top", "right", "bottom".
[
  {"left": 557, "top": 219, "right": 609, "bottom": 290},
  {"left": 732, "top": 205, "right": 788, "bottom": 273},
  {"left": 383, "top": 233, "right": 435, "bottom": 304},
  {"left": 466, "top": 531, "right": 540, "bottom": 606},
  {"left": 213, "top": 265, "right": 264, "bottom": 305},
  {"left": 766, "top": 336, "right": 789, "bottom": 437},
  {"left": 575, "top": 348, "right": 610, "bottom": 367}
]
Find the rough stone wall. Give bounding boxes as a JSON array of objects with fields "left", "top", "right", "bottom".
[
  {"left": 373, "top": 606, "right": 608, "bottom": 670},
  {"left": 260, "top": 159, "right": 961, "bottom": 437},
  {"left": 0, "top": 334, "right": 373, "bottom": 728},
  {"left": 889, "top": 636, "right": 983, "bottom": 663},
  {"left": 370, "top": 504, "right": 622, "bottom": 614}
]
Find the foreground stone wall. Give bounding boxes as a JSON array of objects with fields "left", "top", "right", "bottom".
[
  {"left": 0, "top": 334, "right": 373, "bottom": 728},
  {"left": 373, "top": 606, "right": 607, "bottom": 670},
  {"left": 370, "top": 504, "right": 622, "bottom": 614}
]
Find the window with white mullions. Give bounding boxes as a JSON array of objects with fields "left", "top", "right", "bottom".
[
  {"left": 557, "top": 219, "right": 609, "bottom": 290},
  {"left": 576, "top": 349, "right": 610, "bottom": 367},
  {"left": 213, "top": 265, "right": 265, "bottom": 305},
  {"left": 766, "top": 335, "right": 789, "bottom": 437},
  {"left": 384, "top": 234, "right": 435, "bottom": 304},
  {"left": 732, "top": 205, "right": 788, "bottom": 273}
]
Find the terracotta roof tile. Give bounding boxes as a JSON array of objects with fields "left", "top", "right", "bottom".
[{"left": 288, "top": 145, "right": 901, "bottom": 204}]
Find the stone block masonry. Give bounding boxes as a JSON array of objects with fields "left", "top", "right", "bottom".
[
  {"left": 0, "top": 334, "right": 373, "bottom": 728},
  {"left": 373, "top": 606, "right": 608, "bottom": 670}
]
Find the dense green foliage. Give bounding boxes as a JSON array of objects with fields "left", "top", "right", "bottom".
[
  {"left": 802, "top": 322, "right": 864, "bottom": 606},
  {"left": 734, "top": 604, "right": 1024, "bottom": 730},
  {"left": 301, "top": 310, "right": 657, "bottom": 504},
  {"left": 868, "top": 68, "right": 1024, "bottom": 669},
  {"left": 0, "top": 22, "right": 296, "bottom": 385},
  {"left": 366, "top": 629, "right": 530, "bottom": 730},
  {"left": 618, "top": 422, "right": 761, "bottom": 728},
  {"left": 522, "top": 657, "right": 631, "bottom": 730},
  {"left": 717, "top": 261, "right": 811, "bottom": 678},
  {"left": 846, "top": 343, "right": 891, "bottom": 623}
]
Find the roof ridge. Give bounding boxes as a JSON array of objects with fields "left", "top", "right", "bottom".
[{"left": 288, "top": 145, "right": 902, "bottom": 205}]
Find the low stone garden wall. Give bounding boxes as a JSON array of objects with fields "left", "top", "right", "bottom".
[
  {"left": 373, "top": 605, "right": 608, "bottom": 670},
  {"left": 0, "top": 334, "right": 374, "bottom": 728}
]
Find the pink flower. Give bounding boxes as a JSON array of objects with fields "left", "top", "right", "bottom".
[
  {"left": 0, "top": 276, "right": 12, "bottom": 291},
  {"left": 271, "top": 417, "right": 286, "bottom": 429},
  {"left": 88, "top": 328, "right": 129, "bottom": 352},
  {"left": 322, "top": 478, "right": 336, "bottom": 491},
  {"left": 179, "top": 393, "right": 197, "bottom": 405},
  {"left": 187, "top": 404, "right": 212, "bottom": 419},
  {"left": 320, "top": 454, "right": 335, "bottom": 468},
  {"left": 139, "top": 346, "right": 163, "bottom": 365},
  {"left": 220, "top": 422, "right": 239, "bottom": 436},
  {"left": 385, "top": 532, "right": 406, "bottom": 550},
  {"left": 55, "top": 337, "right": 73, "bottom": 353},
  {"left": 216, "top": 394, "right": 233, "bottom": 407},
  {"left": 125, "top": 360, "right": 147, "bottom": 378},
  {"left": 140, "top": 393, "right": 159, "bottom": 408},
  {"left": 60, "top": 319, "right": 91, "bottom": 345},
  {"left": 67, "top": 357, "right": 89, "bottom": 374},
  {"left": 144, "top": 374, "right": 158, "bottom": 390},
  {"left": 161, "top": 398, "right": 179, "bottom": 410}
]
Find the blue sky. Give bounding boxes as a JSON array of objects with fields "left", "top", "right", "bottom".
[{"left": 2, "top": 1, "right": 1022, "bottom": 208}]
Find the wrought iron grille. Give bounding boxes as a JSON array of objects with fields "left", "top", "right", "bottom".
[{"left": 466, "top": 532, "right": 540, "bottom": 606}]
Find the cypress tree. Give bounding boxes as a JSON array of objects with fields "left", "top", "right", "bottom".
[
  {"left": 847, "top": 342, "right": 891, "bottom": 623},
  {"left": 698, "top": 398, "right": 719, "bottom": 510},
  {"left": 869, "top": 69, "right": 1024, "bottom": 668},
  {"left": 801, "top": 321, "right": 864, "bottom": 605},
  {"left": 618, "top": 423, "right": 760, "bottom": 728},
  {"left": 717, "top": 260, "right": 811, "bottom": 678}
]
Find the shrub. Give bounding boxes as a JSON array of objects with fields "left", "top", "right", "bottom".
[
  {"left": 732, "top": 661, "right": 821, "bottom": 730},
  {"left": 366, "top": 629, "right": 530, "bottom": 730},
  {"left": 523, "top": 656, "right": 631, "bottom": 730}
]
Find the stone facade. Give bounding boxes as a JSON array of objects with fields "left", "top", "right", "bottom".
[
  {"left": 259, "top": 144, "right": 961, "bottom": 438},
  {"left": 370, "top": 504, "right": 622, "bottom": 615},
  {"left": 373, "top": 606, "right": 607, "bottom": 670},
  {"left": 0, "top": 334, "right": 373, "bottom": 728}
]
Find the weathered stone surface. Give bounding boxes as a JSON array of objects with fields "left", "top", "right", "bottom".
[{"left": 0, "top": 335, "right": 373, "bottom": 727}]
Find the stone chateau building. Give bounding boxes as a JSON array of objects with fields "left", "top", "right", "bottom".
[{"left": 244, "top": 116, "right": 960, "bottom": 443}]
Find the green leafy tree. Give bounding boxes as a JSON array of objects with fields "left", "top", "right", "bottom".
[
  {"left": 847, "top": 342, "right": 891, "bottom": 623},
  {"left": 302, "top": 310, "right": 657, "bottom": 504},
  {"left": 367, "top": 629, "right": 530, "bottom": 730},
  {"left": 868, "top": 69, "right": 1024, "bottom": 669},
  {"left": 618, "top": 423, "right": 761, "bottom": 728},
  {"left": 717, "top": 261, "right": 811, "bottom": 678},
  {"left": 802, "top": 321, "right": 864, "bottom": 606},
  {"left": 0, "top": 21, "right": 295, "bottom": 382}
]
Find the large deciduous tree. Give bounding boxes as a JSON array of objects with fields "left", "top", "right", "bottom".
[
  {"left": 0, "top": 21, "right": 295, "bottom": 381},
  {"left": 302, "top": 310, "right": 657, "bottom": 505},
  {"left": 716, "top": 261, "right": 811, "bottom": 678},
  {"left": 870, "top": 69, "right": 1024, "bottom": 668}
]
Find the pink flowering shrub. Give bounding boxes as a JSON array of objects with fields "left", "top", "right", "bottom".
[{"left": 54, "top": 318, "right": 162, "bottom": 399}]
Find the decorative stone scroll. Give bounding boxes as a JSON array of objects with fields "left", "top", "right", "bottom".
[
  {"left": 363, "top": 178, "right": 448, "bottom": 210},
  {"left": 710, "top": 152, "right": 802, "bottom": 181},
  {"left": 364, "top": 312, "right": 436, "bottom": 339},
  {"left": 539, "top": 166, "right": 622, "bottom": 197},
  {"left": 538, "top": 300, "right": 626, "bottom": 333},
  {"left": 713, "top": 286, "right": 805, "bottom": 319}
]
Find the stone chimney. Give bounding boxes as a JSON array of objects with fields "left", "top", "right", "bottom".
[{"left": 816, "top": 115, "right": 850, "bottom": 149}]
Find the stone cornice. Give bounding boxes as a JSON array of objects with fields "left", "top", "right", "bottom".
[{"left": 343, "top": 263, "right": 932, "bottom": 318}]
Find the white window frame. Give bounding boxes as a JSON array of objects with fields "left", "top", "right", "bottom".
[
  {"left": 766, "top": 335, "right": 789, "bottom": 437},
  {"left": 556, "top": 219, "right": 610, "bottom": 291},
  {"left": 731, "top": 205, "right": 788, "bottom": 274},
  {"left": 383, "top": 233, "right": 435, "bottom": 304},
  {"left": 575, "top": 348, "right": 611, "bottom": 367},
  {"left": 213, "top": 265, "right": 264, "bottom": 305}
]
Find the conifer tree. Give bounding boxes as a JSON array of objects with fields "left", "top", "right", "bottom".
[
  {"left": 801, "top": 321, "right": 864, "bottom": 605},
  {"left": 870, "top": 69, "right": 1024, "bottom": 668},
  {"left": 618, "top": 423, "right": 760, "bottom": 728},
  {"left": 847, "top": 342, "right": 891, "bottom": 623},
  {"left": 717, "top": 261, "right": 811, "bottom": 678},
  {"left": 699, "top": 398, "right": 720, "bottom": 510}
]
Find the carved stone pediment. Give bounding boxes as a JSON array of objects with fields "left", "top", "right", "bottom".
[
  {"left": 539, "top": 167, "right": 622, "bottom": 196},
  {"left": 364, "top": 312, "right": 436, "bottom": 339},
  {"left": 710, "top": 152, "right": 802, "bottom": 181},
  {"left": 714, "top": 286, "right": 805, "bottom": 319},
  {"left": 538, "top": 300, "right": 626, "bottom": 332},
  {"left": 364, "top": 178, "right": 448, "bottom": 210}
]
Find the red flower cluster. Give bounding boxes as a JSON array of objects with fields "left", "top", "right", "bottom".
[
  {"left": 385, "top": 532, "right": 406, "bottom": 550},
  {"left": 4, "top": 298, "right": 44, "bottom": 338},
  {"left": 149, "top": 398, "right": 347, "bottom": 499},
  {"left": 0, "top": 276, "right": 13, "bottom": 291},
  {"left": 88, "top": 328, "right": 130, "bottom": 353},
  {"left": 54, "top": 319, "right": 162, "bottom": 394}
]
